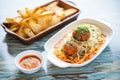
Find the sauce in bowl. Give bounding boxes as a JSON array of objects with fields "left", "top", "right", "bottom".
[{"left": 19, "top": 55, "right": 41, "bottom": 69}]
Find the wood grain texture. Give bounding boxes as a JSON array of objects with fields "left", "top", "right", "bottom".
[{"left": 0, "top": 0, "right": 120, "bottom": 80}]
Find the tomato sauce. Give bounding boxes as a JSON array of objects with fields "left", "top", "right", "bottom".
[{"left": 19, "top": 55, "right": 41, "bottom": 69}]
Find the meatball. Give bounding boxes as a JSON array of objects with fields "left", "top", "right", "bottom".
[
  {"left": 63, "top": 43, "right": 77, "bottom": 56},
  {"left": 72, "top": 26, "right": 90, "bottom": 41}
]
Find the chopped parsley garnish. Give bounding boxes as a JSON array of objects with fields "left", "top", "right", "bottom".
[
  {"left": 72, "top": 26, "right": 90, "bottom": 41},
  {"left": 75, "top": 26, "right": 90, "bottom": 34}
]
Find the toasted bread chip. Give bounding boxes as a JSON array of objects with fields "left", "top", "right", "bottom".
[
  {"left": 51, "top": 15, "right": 61, "bottom": 26},
  {"left": 23, "top": 27, "right": 35, "bottom": 37},
  {"left": 17, "top": 26, "right": 28, "bottom": 38},
  {"left": 55, "top": 10, "right": 65, "bottom": 20},
  {"left": 64, "top": 9, "right": 77, "bottom": 17},
  {"left": 39, "top": 11, "right": 54, "bottom": 16},
  {"left": 38, "top": 15, "right": 52, "bottom": 29},
  {"left": 28, "top": 19, "right": 44, "bottom": 34},
  {"left": 46, "top": 2, "right": 58, "bottom": 10}
]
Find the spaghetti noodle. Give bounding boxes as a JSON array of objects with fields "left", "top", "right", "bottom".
[{"left": 54, "top": 24, "right": 106, "bottom": 64}]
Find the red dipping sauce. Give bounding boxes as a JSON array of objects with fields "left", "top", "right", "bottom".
[{"left": 19, "top": 55, "right": 41, "bottom": 69}]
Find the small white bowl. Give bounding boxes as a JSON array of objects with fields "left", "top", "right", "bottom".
[
  {"left": 44, "top": 18, "right": 114, "bottom": 68},
  {"left": 15, "top": 50, "right": 44, "bottom": 74}
]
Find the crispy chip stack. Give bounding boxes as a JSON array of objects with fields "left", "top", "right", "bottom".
[{"left": 5, "top": 2, "right": 77, "bottom": 38}]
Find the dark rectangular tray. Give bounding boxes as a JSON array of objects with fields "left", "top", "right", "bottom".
[{"left": 1, "top": 0, "right": 80, "bottom": 44}]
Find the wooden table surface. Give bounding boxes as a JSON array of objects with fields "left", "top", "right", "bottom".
[{"left": 0, "top": 0, "right": 120, "bottom": 80}]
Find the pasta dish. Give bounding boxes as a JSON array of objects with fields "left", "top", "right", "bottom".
[{"left": 54, "top": 24, "right": 106, "bottom": 64}]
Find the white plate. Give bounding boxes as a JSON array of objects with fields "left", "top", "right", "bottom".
[{"left": 44, "top": 18, "right": 114, "bottom": 68}]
